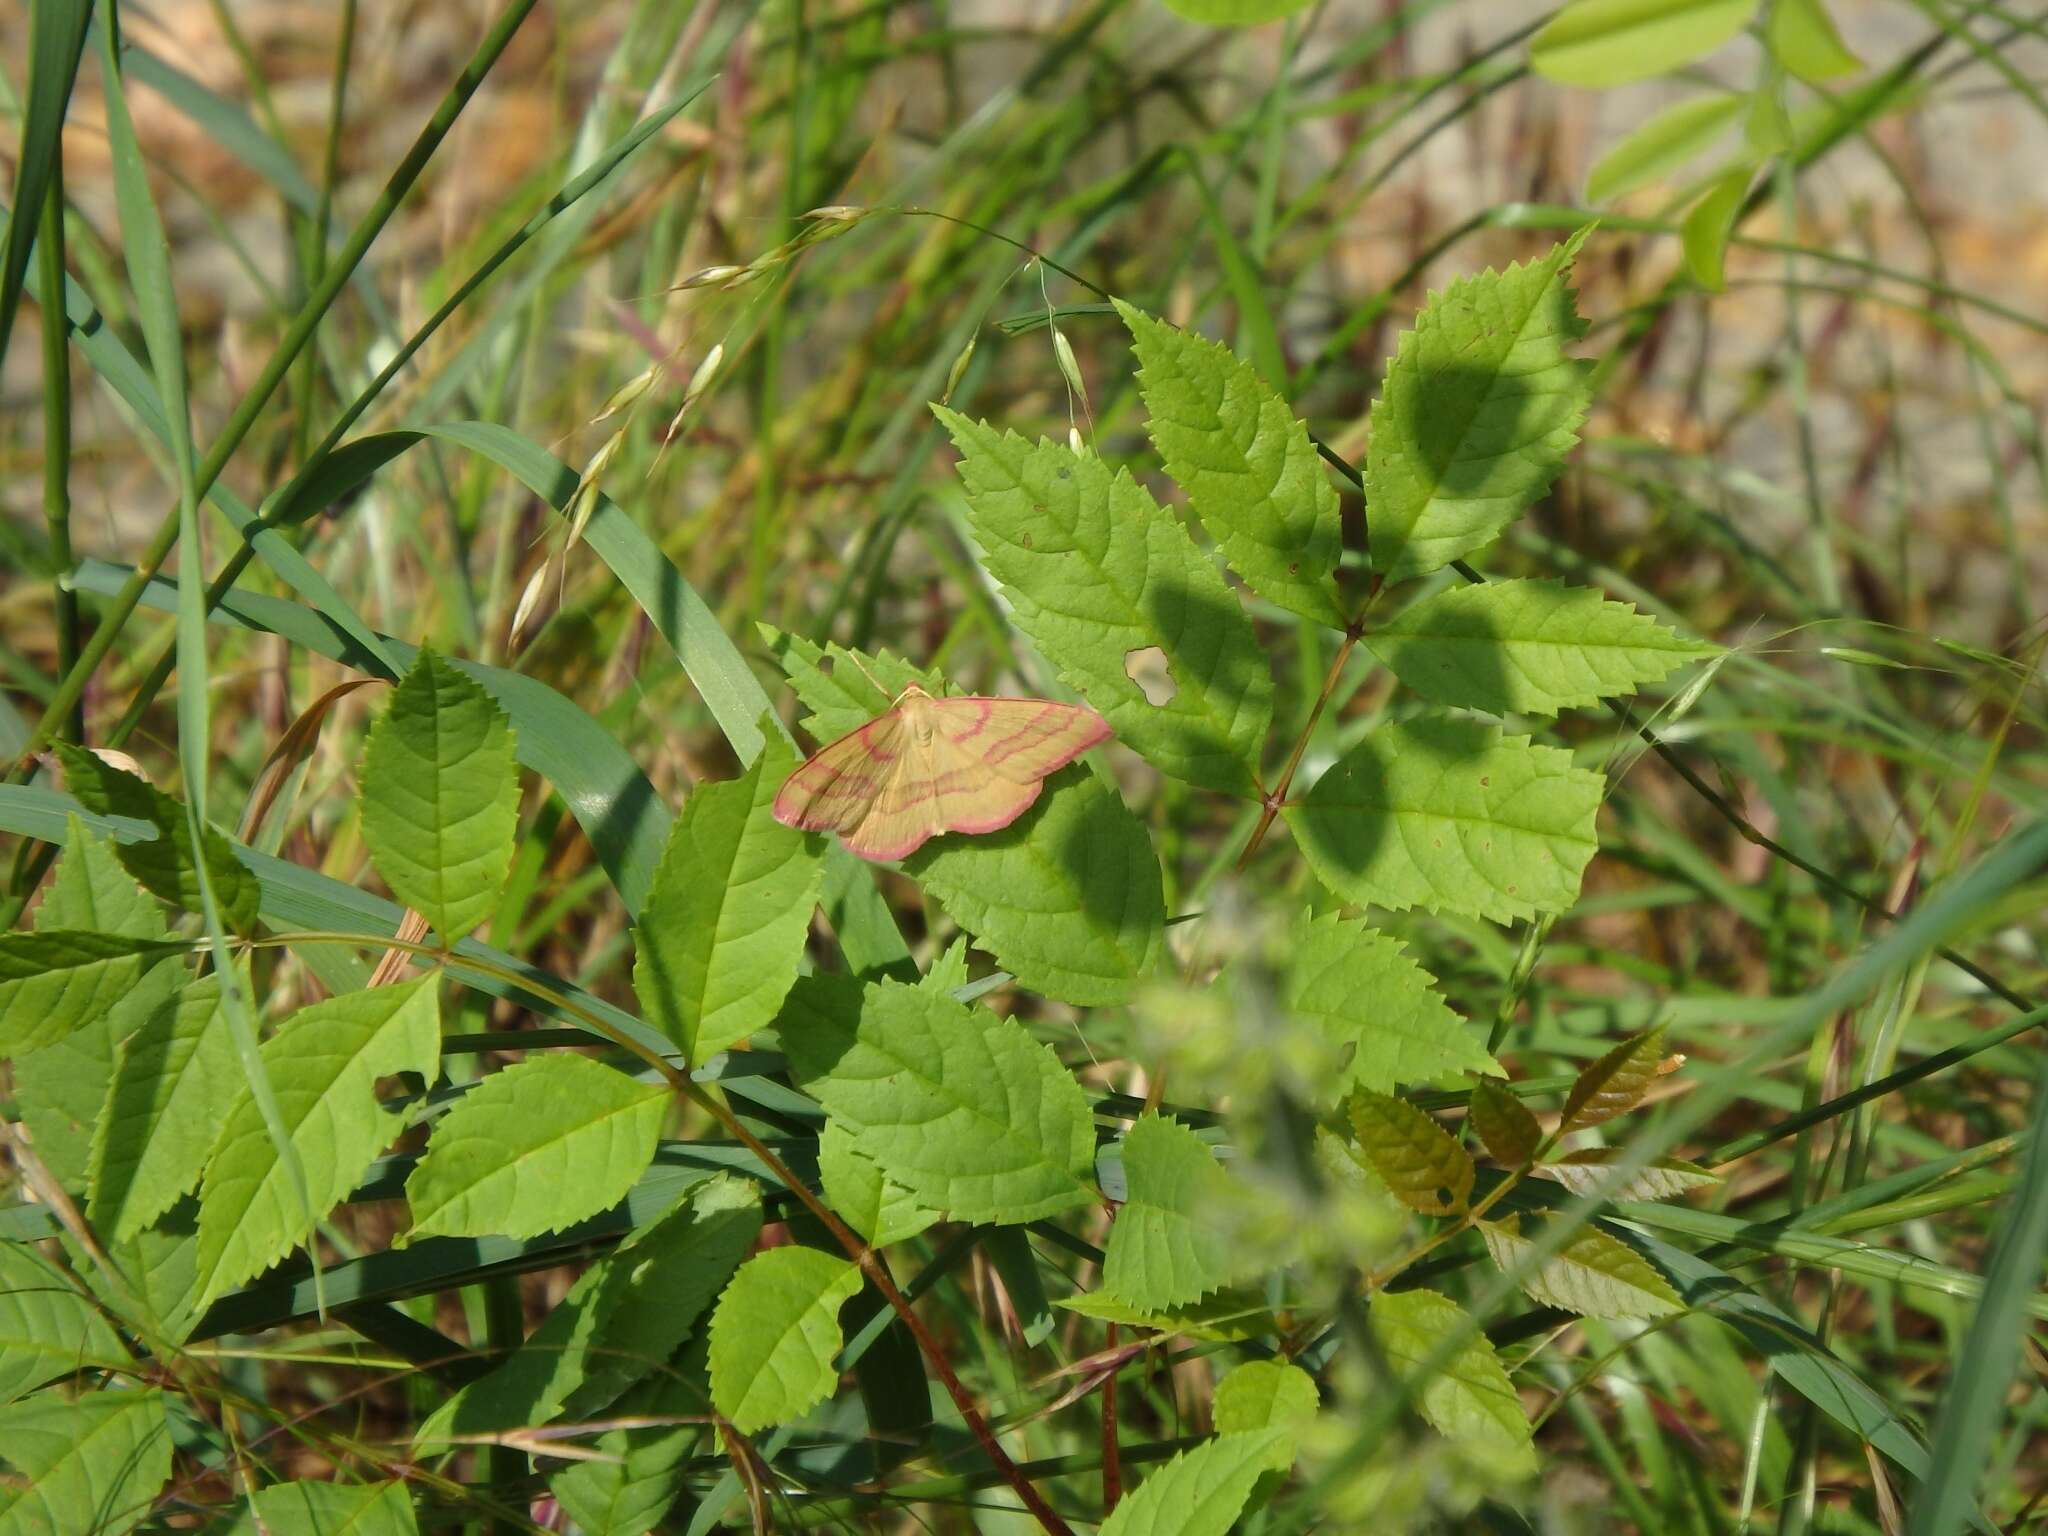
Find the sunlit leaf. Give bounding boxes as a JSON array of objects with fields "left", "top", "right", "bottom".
[
  {"left": 1098, "top": 1431, "right": 1291, "bottom": 1536},
  {"left": 0, "top": 1243, "right": 127, "bottom": 1406},
  {"left": 1370, "top": 1288, "right": 1533, "bottom": 1468},
  {"left": 818, "top": 1119, "right": 939, "bottom": 1248},
  {"left": 1213, "top": 1359, "right": 1319, "bottom": 1464},
  {"left": 1103, "top": 1114, "right": 1238, "bottom": 1309},
  {"left": 1586, "top": 92, "right": 1747, "bottom": 202},
  {"left": 1348, "top": 1090, "right": 1474, "bottom": 1215},
  {"left": 1767, "top": 0, "right": 1860, "bottom": 81},
  {"left": 0, "top": 1389, "right": 171, "bottom": 1536},
  {"left": 1539, "top": 1149, "right": 1720, "bottom": 1202},
  {"left": 1480, "top": 1215, "right": 1685, "bottom": 1319},
  {"left": 707, "top": 1246, "right": 863, "bottom": 1433},
  {"left": 1531, "top": 0, "right": 1758, "bottom": 88},
  {"left": 0, "top": 930, "right": 179, "bottom": 1059},
  {"left": 1560, "top": 1029, "right": 1666, "bottom": 1134}
]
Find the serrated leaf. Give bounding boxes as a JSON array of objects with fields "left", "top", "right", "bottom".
[
  {"left": 1480, "top": 1215, "right": 1684, "bottom": 1318},
  {"left": 0, "top": 1389, "right": 171, "bottom": 1536},
  {"left": 1370, "top": 1288, "right": 1534, "bottom": 1468},
  {"left": 1213, "top": 1360, "right": 1319, "bottom": 1463},
  {"left": 1365, "top": 234, "right": 1592, "bottom": 579},
  {"left": 358, "top": 650, "right": 520, "bottom": 944},
  {"left": 1117, "top": 300, "right": 1345, "bottom": 627},
  {"left": 222, "top": 1480, "right": 418, "bottom": 1536},
  {"left": 0, "top": 1243, "right": 128, "bottom": 1406},
  {"left": 760, "top": 627, "right": 947, "bottom": 743},
  {"left": 707, "top": 1246, "right": 863, "bottom": 1433},
  {"left": 1539, "top": 1149, "right": 1720, "bottom": 1202},
  {"left": 1683, "top": 163, "right": 1754, "bottom": 291},
  {"left": 906, "top": 767, "right": 1164, "bottom": 1006},
  {"left": 1531, "top": 0, "right": 1758, "bottom": 87},
  {"left": 55, "top": 743, "right": 260, "bottom": 935},
  {"left": 419, "top": 1175, "right": 760, "bottom": 1443},
  {"left": 634, "top": 733, "right": 822, "bottom": 1064},
  {"left": 818, "top": 1119, "right": 938, "bottom": 1248},
  {"left": 1561, "top": 1029, "right": 1665, "bottom": 1134},
  {"left": 0, "top": 930, "right": 178, "bottom": 1059},
  {"left": 91, "top": 968, "right": 245, "bottom": 1240},
  {"left": 548, "top": 1355, "right": 708, "bottom": 1536},
  {"left": 1586, "top": 92, "right": 1747, "bottom": 202},
  {"left": 402, "top": 1054, "right": 667, "bottom": 1244},
  {"left": 1469, "top": 1080, "right": 1543, "bottom": 1167},
  {"left": 1767, "top": 0, "right": 1859, "bottom": 81},
  {"left": 1368, "top": 579, "right": 1716, "bottom": 716},
  {"left": 37, "top": 816, "right": 163, "bottom": 938},
  {"left": 1286, "top": 911, "right": 1499, "bottom": 1095},
  {"left": 1099, "top": 1431, "right": 1291, "bottom": 1536},
  {"left": 780, "top": 976, "right": 1097, "bottom": 1223},
  {"left": 78, "top": 1199, "right": 206, "bottom": 1345},
  {"left": 1056, "top": 1289, "right": 1277, "bottom": 1342},
  {"left": 1103, "top": 1114, "right": 1238, "bottom": 1309},
  {"left": 1288, "top": 718, "right": 1603, "bottom": 922},
  {"left": 16, "top": 960, "right": 179, "bottom": 1190},
  {"left": 934, "top": 408, "right": 1273, "bottom": 795},
  {"left": 194, "top": 979, "right": 441, "bottom": 1309},
  {"left": 920, "top": 936, "right": 972, "bottom": 995},
  {"left": 1348, "top": 1090, "right": 1473, "bottom": 1214}
]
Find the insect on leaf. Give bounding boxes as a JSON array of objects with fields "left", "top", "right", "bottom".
[
  {"left": 773, "top": 684, "right": 1110, "bottom": 862},
  {"left": 1347, "top": 1090, "right": 1474, "bottom": 1215}
]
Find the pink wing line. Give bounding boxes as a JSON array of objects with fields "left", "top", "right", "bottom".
[
  {"left": 772, "top": 711, "right": 904, "bottom": 837},
  {"left": 926, "top": 696, "right": 1112, "bottom": 785}
]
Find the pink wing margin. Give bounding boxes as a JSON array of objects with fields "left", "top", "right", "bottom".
[
  {"left": 926, "top": 696, "right": 1112, "bottom": 784},
  {"left": 770, "top": 713, "right": 901, "bottom": 837}
]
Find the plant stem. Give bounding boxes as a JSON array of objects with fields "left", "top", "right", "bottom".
[
  {"left": 38, "top": 158, "right": 80, "bottom": 744},
  {"left": 13, "top": 0, "right": 541, "bottom": 769},
  {"left": 1237, "top": 618, "right": 1365, "bottom": 870}
]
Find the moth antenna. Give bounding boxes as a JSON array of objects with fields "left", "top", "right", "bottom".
[{"left": 839, "top": 648, "right": 890, "bottom": 697}]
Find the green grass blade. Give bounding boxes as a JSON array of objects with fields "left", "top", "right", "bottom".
[{"left": 0, "top": 0, "right": 90, "bottom": 364}]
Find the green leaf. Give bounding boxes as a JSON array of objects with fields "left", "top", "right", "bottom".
[
  {"left": 0, "top": 930, "right": 177, "bottom": 1059},
  {"left": 1369, "top": 1288, "right": 1533, "bottom": 1468},
  {"left": 38, "top": 816, "right": 163, "bottom": 938},
  {"left": 1560, "top": 1028, "right": 1666, "bottom": 1134},
  {"left": 402, "top": 1054, "right": 668, "bottom": 1244},
  {"left": 0, "top": 0, "right": 89, "bottom": 363},
  {"left": 1682, "top": 164, "right": 1754, "bottom": 292},
  {"left": 0, "top": 1389, "right": 171, "bottom": 1536},
  {"left": 16, "top": 961, "right": 179, "bottom": 1191},
  {"left": 358, "top": 650, "right": 520, "bottom": 944},
  {"left": 1531, "top": 0, "right": 1758, "bottom": 87},
  {"left": 224, "top": 1480, "right": 418, "bottom": 1536},
  {"left": 1469, "top": 1080, "right": 1543, "bottom": 1167},
  {"left": 1103, "top": 1114, "right": 1238, "bottom": 1309},
  {"left": 55, "top": 744, "right": 261, "bottom": 935},
  {"left": 1098, "top": 1431, "right": 1291, "bottom": 1536},
  {"left": 0, "top": 1243, "right": 128, "bottom": 1406},
  {"left": 1480, "top": 1215, "right": 1685, "bottom": 1318},
  {"left": 760, "top": 627, "right": 946, "bottom": 744},
  {"left": 1056, "top": 1289, "right": 1278, "bottom": 1342},
  {"left": 1766, "top": 0, "right": 1860, "bottom": 81},
  {"left": 548, "top": 1357, "right": 708, "bottom": 1536},
  {"left": 1161, "top": 0, "right": 1313, "bottom": 23},
  {"left": 1213, "top": 1360, "right": 1319, "bottom": 1463},
  {"left": 633, "top": 733, "right": 821, "bottom": 1064},
  {"left": 1364, "top": 234, "right": 1592, "bottom": 579},
  {"left": 1116, "top": 300, "right": 1345, "bottom": 627},
  {"left": 1288, "top": 718, "right": 1603, "bottom": 923},
  {"left": 1586, "top": 92, "right": 1748, "bottom": 202},
  {"left": 418, "top": 1175, "right": 760, "bottom": 1443},
  {"left": 83, "top": 1200, "right": 206, "bottom": 1346},
  {"left": 707, "top": 1246, "right": 863, "bottom": 1434},
  {"left": 1286, "top": 911, "right": 1499, "bottom": 1095},
  {"left": 194, "top": 979, "right": 441, "bottom": 1309},
  {"left": 91, "top": 969, "right": 247, "bottom": 1240},
  {"left": 780, "top": 976, "right": 1098, "bottom": 1223},
  {"left": 906, "top": 768, "right": 1164, "bottom": 1007},
  {"left": 1540, "top": 1149, "right": 1720, "bottom": 1201},
  {"left": 818, "top": 1119, "right": 939, "bottom": 1248},
  {"left": 920, "top": 936, "right": 972, "bottom": 996},
  {"left": 933, "top": 408, "right": 1273, "bottom": 795},
  {"left": 1348, "top": 1090, "right": 1474, "bottom": 1215},
  {"left": 1367, "top": 579, "right": 1716, "bottom": 716}
]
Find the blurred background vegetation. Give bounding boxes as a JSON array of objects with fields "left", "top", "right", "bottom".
[{"left": 2, "top": 0, "right": 2044, "bottom": 1529}]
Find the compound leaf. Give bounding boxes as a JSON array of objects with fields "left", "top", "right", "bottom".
[
  {"left": 1288, "top": 718, "right": 1602, "bottom": 923},
  {"left": 1365, "top": 234, "right": 1591, "bottom": 579},
  {"left": 194, "top": 979, "right": 441, "bottom": 1309},
  {"left": 1117, "top": 300, "right": 1345, "bottom": 627},
  {"left": 1286, "top": 911, "right": 1499, "bottom": 1095},
  {"left": 402, "top": 1054, "right": 667, "bottom": 1244},
  {"left": 1368, "top": 579, "right": 1716, "bottom": 716},
  {"left": 780, "top": 976, "right": 1097, "bottom": 1224},
  {"left": 707, "top": 1246, "right": 863, "bottom": 1434},
  {"left": 358, "top": 650, "right": 520, "bottom": 944},
  {"left": 906, "top": 768, "right": 1164, "bottom": 1007},
  {"left": 934, "top": 408, "right": 1272, "bottom": 795}
]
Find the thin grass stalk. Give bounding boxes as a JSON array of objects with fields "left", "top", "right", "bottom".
[{"left": 37, "top": 156, "right": 80, "bottom": 743}]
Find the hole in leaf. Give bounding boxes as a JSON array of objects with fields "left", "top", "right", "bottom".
[
  {"left": 1124, "top": 647, "right": 1176, "bottom": 706},
  {"left": 817, "top": 655, "right": 836, "bottom": 675}
]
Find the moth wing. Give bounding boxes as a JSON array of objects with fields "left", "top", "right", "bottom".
[
  {"left": 928, "top": 696, "right": 1112, "bottom": 786},
  {"left": 772, "top": 708, "right": 908, "bottom": 840},
  {"left": 849, "top": 723, "right": 1039, "bottom": 858}
]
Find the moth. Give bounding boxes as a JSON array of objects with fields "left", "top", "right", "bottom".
[{"left": 772, "top": 684, "right": 1111, "bottom": 861}]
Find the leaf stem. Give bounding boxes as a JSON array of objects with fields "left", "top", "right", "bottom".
[{"left": 1237, "top": 613, "right": 1369, "bottom": 871}]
